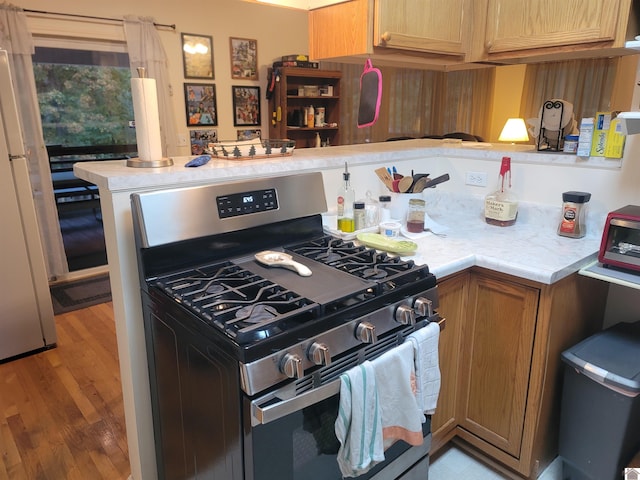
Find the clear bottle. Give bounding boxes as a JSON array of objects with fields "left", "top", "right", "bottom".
[
  {"left": 307, "top": 105, "right": 315, "bottom": 128},
  {"left": 363, "top": 191, "right": 380, "bottom": 228},
  {"left": 354, "top": 202, "right": 366, "bottom": 231},
  {"left": 337, "top": 163, "right": 355, "bottom": 232},
  {"left": 484, "top": 156, "right": 518, "bottom": 227},
  {"left": 378, "top": 195, "right": 392, "bottom": 222}
]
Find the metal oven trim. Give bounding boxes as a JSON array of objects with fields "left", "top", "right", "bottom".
[{"left": 131, "top": 172, "right": 327, "bottom": 248}]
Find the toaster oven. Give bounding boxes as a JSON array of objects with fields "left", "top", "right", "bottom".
[{"left": 598, "top": 205, "right": 640, "bottom": 272}]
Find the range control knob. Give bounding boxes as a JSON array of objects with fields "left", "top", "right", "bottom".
[
  {"left": 355, "top": 322, "right": 378, "bottom": 344},
  {"left": 395, "top": 304, "right": 416, "bottom": 325},
  {"left": 308, "top": 342, "right": 331, "bottom": 366},
  {"left": 280, "top": 353, "right": 303, "bottom": 379},
  {"left": 413, "top": 297, "right": 434, "bottom": 317}
]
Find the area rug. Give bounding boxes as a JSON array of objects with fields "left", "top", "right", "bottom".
[{"left": 50, "top": 274, "right": 112, "bottom": 315}]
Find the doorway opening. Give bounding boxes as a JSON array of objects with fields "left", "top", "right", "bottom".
[{"left": 33, "top": 46, "right": 137, "bottom": 272}]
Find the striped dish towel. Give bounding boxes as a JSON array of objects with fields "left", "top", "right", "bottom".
[{"left": 334, "top": 361, "right": 384, "bottom": 477}]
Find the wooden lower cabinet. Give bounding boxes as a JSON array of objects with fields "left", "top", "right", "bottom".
[
  {"left": 431, "top": 267, "right": 609, "bottom": 479},
  {"left": 431, "top": 272, "right": 468, "bottom": 452}
]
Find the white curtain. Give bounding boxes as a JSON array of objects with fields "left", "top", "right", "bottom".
[
  {"left": 0, "top": 3, "right": 68, "bottom": 279},
  {"left": 520, "top": 58, "right": 618, "bottom": 123},
  {"left": 123, "top": 16, "right": 178, "bottom": 158},
  {"left": 322, "top": 61, "right": 494, "bottom": 144}
]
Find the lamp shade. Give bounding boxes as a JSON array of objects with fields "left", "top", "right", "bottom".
[{"left": 499, "top": 118, "right": 530, "bottom": 143}]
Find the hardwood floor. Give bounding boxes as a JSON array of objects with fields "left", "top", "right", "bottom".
[{"left": 0, "top": 302, "right": 130, "bottom": 480}]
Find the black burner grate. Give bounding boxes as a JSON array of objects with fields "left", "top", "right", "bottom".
[
  {"left": 154, "top": 261, "right": 320, "bottom": 344},
  {"left": 287, "top": 235, "right": 430, "bottom": 290}
]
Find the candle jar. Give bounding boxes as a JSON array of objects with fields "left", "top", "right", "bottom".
[{"left": 406, "top": 198, "right": 426, "bottom": 233}]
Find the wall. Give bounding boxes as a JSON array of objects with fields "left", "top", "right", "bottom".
[{"left": 15, "top": 0, "right": 309, "bottom": 156}]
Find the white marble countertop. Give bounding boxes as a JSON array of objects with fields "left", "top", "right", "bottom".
[
  {"left": 75, "top": 141, "right": 607, "bottom": 285},
  {"left": 398, "top": 191, "right": 604, "bottom": 284},
  {"left": 74, "top": 139, "right": 621, "bottom": 192}
]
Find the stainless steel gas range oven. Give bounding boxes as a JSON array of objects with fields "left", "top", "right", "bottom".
[{"left": 131, "top": 172, "right": 442, "bottom": 480}]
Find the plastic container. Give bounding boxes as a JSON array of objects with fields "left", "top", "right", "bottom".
[
  {"left": 559, "top": 321, "right": 640, "bottom": 480},
  {"left": 379, "top": 221, "right": 401, "bottom": 238},
  {"left": 563, "top": 134, "right": 579, "bottom": 153},
  {"left": 558, "top": 191, "right": 591, "bottom": 238}
]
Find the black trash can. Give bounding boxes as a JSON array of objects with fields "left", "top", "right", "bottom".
[{"left": 559, "top": 321, "right": 640, "bottom": 480}]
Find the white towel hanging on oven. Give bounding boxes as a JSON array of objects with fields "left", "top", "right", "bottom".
[
  {"left": 407, "top": 321, "right": 441, "bottom": 414},
  {"left": 334, "top": 361, "right": 384, "bottom": 477},
  {"left": 371, "top": 341, "right": 425, "bottom": 449}
]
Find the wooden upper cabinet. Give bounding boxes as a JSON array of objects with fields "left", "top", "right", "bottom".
[
  {"left": 309, "top": 0, "right": 473, "bottom": 68},
  {"left": 473, "top": 0, "right": 636, "bottom": 62},
  {"left": 373, "top": 0, "right": 466, "bottom": 56},
  {"left": 310, "top": 0, "right": 638, "bottom": 68}
]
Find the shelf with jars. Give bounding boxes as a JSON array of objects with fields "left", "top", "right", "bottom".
[{"left": 268, "top": 67, "right": 341, "bottom": 148}]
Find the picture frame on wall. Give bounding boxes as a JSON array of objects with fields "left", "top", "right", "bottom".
[
  {"left": 237, "top": 129, "right": 261, "bottom": 141},
  {"left": 229, "top": 37, "right": 258, "bottom": 80},
  {"left": 232, "top": 86, "right": 261, "bottom": 127},
  {"left": 181, "top": 33, "right": 214, "bottom": 79},
  {"left": 190, "top": 129, "right": 218, "bottom": 155},
  {"left": 185, "top": 83, "right": 218, "bottom": 127}
]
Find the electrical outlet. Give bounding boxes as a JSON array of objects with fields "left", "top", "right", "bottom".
[
  {"left": 177, "top": 134, "right": 188, "bottom": 147},
  {"left": 465, "top": 171, "right": 488, "bottom": 187}
]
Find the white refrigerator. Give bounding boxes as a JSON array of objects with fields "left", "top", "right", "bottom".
[{"left": 0, "top": 50, "right": 56, "bottom": 360}]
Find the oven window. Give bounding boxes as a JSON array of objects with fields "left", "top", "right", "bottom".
[
  {"left": 251, "top": 395, "right": 343, "bottom": 480},
  {"left": 247, "top": 393, "right": 429, "bottom": 480}
]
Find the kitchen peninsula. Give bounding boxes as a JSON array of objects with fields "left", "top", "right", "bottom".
[{"left": 76, "top": 139, "right": 613, "bottom": 480}]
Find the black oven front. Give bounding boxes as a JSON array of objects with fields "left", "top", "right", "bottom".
[
  {"left": 246, "top": 393, "right": 431, "bottom": 480},
  {"left": 243, "top": 323, "right": 433, "bottom": 480}
]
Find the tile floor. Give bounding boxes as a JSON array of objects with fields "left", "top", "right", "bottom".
[{"left": 430, "top": 445, "right": 563, "bottom": 480}]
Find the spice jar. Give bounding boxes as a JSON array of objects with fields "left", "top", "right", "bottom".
[
  {"left": 354, "top": 202, "right": 366, "bottom": 231},
  {"left": 558, "top": 191, "right": 591, "bottom": 238},
  {"left": 379, "top": 195, "right": 392, "bottom": 222},
  {"left": 406, "top": 198, "right": 426, "bottom": 233}
]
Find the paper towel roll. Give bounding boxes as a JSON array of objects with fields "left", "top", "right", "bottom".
[{"left": 131, "top": 77, "right": 162, "bottom": 161}]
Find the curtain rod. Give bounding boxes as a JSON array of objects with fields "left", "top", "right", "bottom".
[{"left": 23, "top": 9, "right": 176, "bottom": 30}]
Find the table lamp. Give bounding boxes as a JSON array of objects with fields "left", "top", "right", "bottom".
[{"left": 499, "top": 118, "right": 530, "bottom": 145}]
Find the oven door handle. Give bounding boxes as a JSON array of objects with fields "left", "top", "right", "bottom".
[{"left": 251, "top": 379, "right": 341, "bottom": 426}]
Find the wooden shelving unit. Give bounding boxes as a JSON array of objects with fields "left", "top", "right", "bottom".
[{"left": 268, "top": 67, "right": 341, "bottom": 148}]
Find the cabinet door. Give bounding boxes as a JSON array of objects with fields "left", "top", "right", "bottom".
[
  {"left": 431, "top": 273, "right": 468, "bottom": 453},
  {"left": 485, "top": 0, "right": 622, "bottom": 54},
  {"left": 458, "top": 273, "right": 539, "bottom": 457},
  {"left": 374, "top": 0, "right": 467, "bottom": 55}
]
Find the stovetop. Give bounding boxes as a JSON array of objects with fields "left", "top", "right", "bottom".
[{"left": 151, "top": 235, "right": 434, "bottom": 347}]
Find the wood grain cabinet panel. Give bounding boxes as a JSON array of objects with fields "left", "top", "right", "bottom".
[
  {"left": 309, "top": 0, "right": 473, "bottom": 68},
  {"left": 374, "top": 0, "right": 467, "bottom": 55},
  {"left": 431, "top": 272, "right": 468, "bottom": 453},
  {"left": 458, "top": 273, "right": 539, "bottom": 457},
  {"left": 473, "top": 0, "right": 636, "bottom": 62},
  {"left": 450, "top": 268, "right": 608, "bottom": 479},
  {"left": 486, "top": 0, "right": 620, "bottom": 52},
  {"left": 310, "top": 0, "right": 637, "bottom": 67}
]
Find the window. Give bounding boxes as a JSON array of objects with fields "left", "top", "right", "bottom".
[{"left": 33, "top": 46, "right": 137, "bottom": 159}]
